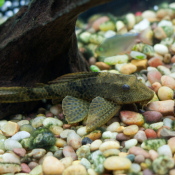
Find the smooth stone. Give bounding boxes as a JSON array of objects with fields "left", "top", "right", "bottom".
[
  {"left": 169, "top": 169, "right": 175, "bottom": 175},
  {"left": 80, "top": 158, "right": 91, "bottom": 169},
  {"left": 120, "top": 63, "right": 137, "bottom": 75},
  {"left": 106, "top": 122, "right": 120, "bottom": 132},
  {"left": 13, "top": 148, "right": 26, "bottom": 157},
  {"left": 55, "top": 138, "right": 67, "bottom": 148},
  {"left": 28, "top": 149, "right": 46, "bottom": 159},
  {"left": 92, "top": 16, "right": 109, "bottom": 31},
  {"left": 76, "top": 145, "right": 90, "bottom": 160},
  {"left": 152, "top": 82, "right": 162, "bottom": 93},
  {"left": 154, "top": 44, "right": 169, "bottom": 55},
  {"left": 17, "top": 120, "right": 29, "bottom": 127},
  {"left": 163, "top": 118, "right": 173, "bottom": 128},
  {"left": 120, "top": 111, "right": 144, "bottom": 126},
  {"left": 116, "top": 133, "right": 130, "bottom": 141},
  {"left": 102, "top": 131, "right": 118, "bottom": 139},
  {"left": 11, "top": 131, "right": 30, "bottom": 141},
  {"left": 145, "top": 129, "right": 157, "bottom": 139},
  {"left": 48, "top": 125, "right": 63, "bottom": 136},
  {"left": 31, "top": 116, "right": 45, "bottom": 128},
  {"left": 131, "top": 59, "right": 147, "bottom": 71},
  {"left": 63, "top": 164, "right": 87, "bottom": 175},
  {"left": 43, "top": 117, "right": 63, "bottom": 127},
  {"left": 133, "top": 130, "right": 147, "bottom": 142},
  {"left": 0, "top": 162, "right": 21, "bottom": 174},
  {"left": 158, "top": 86, "right": 174, "bottom": 100},
  {"left": 60, "top": 157, "right": 73, "bottom": 168},
  {"left": 143, "top": 111, "right": 162, "bottom": 123},
  {"left": 50, "top": 105, "right": 62, "bottom": 116},
  {"left": 143, "top": 169, "right": 154, "bottom": 175},
  {"left": 95, "top": 62, "right": 110, "bottom": 70},
  {"left": 129, "top": 146, "right": 150, "bottom": 158},
  {"left": 21, "top": 163, "right": 31, "bottom": 173},
  {"left": 30, "top": 165, "right": 43, "bottom": 175},
  {"left": 1, "top": 121, "right": 19, "bottom": 136},
  {"left": 3, "top": 152, "right": 20, "bottom": 164},
  {"left": 42, "top": 156, "right": 64, "bottom": 175},
  {"left": 157, "top": 145, "right": 172, "bottom": 157},
  {"left": 90, "top": 139, "right": 102, "bottom": 151},
  {"left": 85, "top": 130, "right": 102, "bottom": 141},
  {"left": 147, "top": 70, "right": 162, "bottom": 84},
  {"left": 102, "top": 149, "right": 120, "bottom": 157},
  {"left": 99, "top": 141, "right": 120, "bottom": 152},
  {"left": 161, "top": 75, "right": 175, "bottom": 90},
  {"left": 134, "top": 155, "right": 145, "bottom": 163},
  {"left": 67, "top": 132, "right": 82, "bottom": 150},
  {"left": 148, "top": 56, "right": 163, "bottom": 67},
  {"left": 168, "top": 137, "right": 175, "bottom": 153},
  {"left": 4, "top": 139, "right": 22, "bottom": 151},
  {"left": 157, "top": 65, "right": 171, "bottom": 75},
  {"left": 63, "top": 146, "right": 77, "bottom": 160},
  {"left": 123, "top": 125, "right": 139, "bottom": 136},
  {"left": 28, "top": 162, "right": 39, "bottom": 170},
  {"left": 125, "top": 139, "right": 138, "bottom": 149},
  {"left": 149, "top": 150, "right": 158, "bottom": 161},
  {"left": 146, "top": 100, "right": 174, "bottom": 116},
  {"left": 82, "top": 137, "right": 93, "bottom": 145},
  {"left": 60, "top": 130, "right": 76, "bottom": 139},
  {"left": 130, "top": 163, "right": 141, "bottom": 173},
  {"left": 126, "top": 154, "right": 135, "bottom": 162},
  {"left": 77, "top": 126, "right": 87, "bottom": 137},
  {"left": 104, "top": 156, "right": 131, "bottom": 170}
]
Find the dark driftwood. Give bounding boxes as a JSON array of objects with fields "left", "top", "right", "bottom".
[{"left": 0, "top": 0, "right": 112, "bottom": 118}]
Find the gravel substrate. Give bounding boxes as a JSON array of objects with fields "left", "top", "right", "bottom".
[{"left": 1, "top": 2, "right": 175, "bottom": 175}]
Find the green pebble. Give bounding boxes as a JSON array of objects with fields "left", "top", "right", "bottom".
[
  {"left": 127, "top": 154, "right": 135, "bottom": 162},
  {"left": 90, "top": 65, "right": 101, "bottom": 72},
  {"left": 20, "top": 124, "right": 35, "bottom": 134}
]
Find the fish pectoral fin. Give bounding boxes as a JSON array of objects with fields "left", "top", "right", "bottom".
[
  {"left": 86, "top": 97, "right": 121, "bottom": 132},
  {"left": 62, "top": 96, "right": 90, "bottom": 124}
]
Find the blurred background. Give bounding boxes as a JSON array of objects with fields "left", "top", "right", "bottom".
[{"left": 0, "top": 0, "right": 175, "bottom": 20}]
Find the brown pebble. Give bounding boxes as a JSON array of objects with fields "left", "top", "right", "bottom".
[
  {"left": 95, "top": 62, "right": 110, "bottom": 70},
  {"left": 21, "top": 163, "right": 31, "bottom": 173},
  {"left": 86, "top": 130, "right": 102, "bottom": 141},
  {"left": 134, "top": 155, "right": 145, "bottom": 164},
  {"left": 163, "top": 53, "right": 171, "bottom": 63},
  {"left": 129, "top": 146, "right": 150, "bottom": 158},
  {"left": 28, "top": 162, "right": 39, "bottom": 170},
  {"left": 63, "top": 146, "right": 77, "bottom": 160},
  {"left": 63, "top": 124, "right": 72, "bottom": 129},
  {"left": 116, "top": 133, "right": 130, "bottom": 141},
  {"left": 89, "top": 57, "right": 96, "bottom": 65},
  {"left": 13, "top": 148, "right": 26, "bottom": 157},
  {"left": 171, "top": 55, "right": 175, "bottom": 63},
  {"left": 143, "top": 111, "right": 163, "bottom": 123},
  {"left": 143, "top": 168, "right": 153, "bottom": 175},
  {"left": 45, "top": 112, "right": 54, "bottom": 118},
  {"left": 131, "top": 59, "right": 147, "bottom": 71}
]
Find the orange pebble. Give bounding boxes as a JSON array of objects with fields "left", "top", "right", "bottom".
[
  {"left": 145, "top": 129, "right": 157, "bottom": 139},
  {"left": 152, "top": 82, "right": 162, "bottom": 93}
]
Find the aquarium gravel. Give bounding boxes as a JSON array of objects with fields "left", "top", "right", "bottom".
[{"left": 0, "top": 1, "right": 175, "bottom": 175}]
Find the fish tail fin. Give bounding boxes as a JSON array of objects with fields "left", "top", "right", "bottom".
[{"left": 138, "top": 28, "right": 153, "bottom": 45}]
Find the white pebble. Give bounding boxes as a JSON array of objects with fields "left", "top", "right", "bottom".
[
  {"left": 2, "top": 152, "right": 20, "bottom": 164},
  {"left": 163, "top": 118, "right": 173, "bottom": 128},
  {"left": 157, "top": 65, "right": 171, "bottom": 75},
  {"left": 157, "top": 145, "right": 172, "bottom": 157},
  {"left": 4, "top": 139, "right": 22, "bottom": 151},
  {"left": 130, "top": 163, "right": 141, "bottom": 173},
  {"left": 67, "top": 132, "right": 82, "bottom": 150},
  {"left": 134, "top": 18, "right": 150, "bottom": 31},
  {"left": 43, "top": 117, "right": 63, "bottom": 127},
  {"left": 106, "top": 122, "right": 120, "bottom": 132},
  {"left": 102, "top": 131, "right": 118, "bottom": 139},
  {"left": 60, "top": 129, "right": 76, "bottom": 139},
  {"left": 125, "top": 139, "right": 138, "bottom": 149},
  {"left": 11, "top": 131, "right": 30, "bottom": 141},
  {"left": 80, "top": 158, "right": 91, "bottom": 169},
  {"left": 77, "top": 126, "right": 87, "bottom": 137},
  {"left": 90, "top": 140, "right": 102, "bottom": 151},
  {"left": 154, "top": 44, "right": 169, "bottom": 55},
  {"left": 158, "top": 20, "right": 173, "bottom": 27}
]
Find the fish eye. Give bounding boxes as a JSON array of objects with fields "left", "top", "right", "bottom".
[
  {"left": 99, "top": 47, "right": 104, "bottom": 51},
  {"left": 122, "top": 84, "right": 130, "bottom": 91}
]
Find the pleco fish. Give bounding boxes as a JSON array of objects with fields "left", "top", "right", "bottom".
[
  {"left": 0, "top": 72, "right": 154, "bottom": 132},
  {"left": 95, "top": 28, "right": 152, "bottom": 57}
]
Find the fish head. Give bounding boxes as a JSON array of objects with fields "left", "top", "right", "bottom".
[
  {"left": 95, "top": 44, "right": 108, "bottom": 57},
  {"left": 111, "top": 74, "right": 154, "bottom": 105}
]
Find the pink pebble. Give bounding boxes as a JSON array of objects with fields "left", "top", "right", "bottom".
[
  {"left": 92, "top": 16, "right": 109, "bottom": 31},
  {"left": 63, "top": 146, "right": 77, "bottom": 160},
  {"left": 171, "top": 55, "right": 175, "bottom": 63},
  {"left": 152, "top": 82, "right": 161, "bottom": 93},
  {"left": 21, "top": 163, "right": 31, "bottom": 173},
  {"left": 147, "top": 71, "right": 162, "bottom": 84},
  {"left": 161, "top": 75, "right": 175, "bottom": 90},
  {"left": 13, "top": 148, "right": 26, "bottom": 157},
  {"left": 148, "top": 57, "right": 163, "bottom": 67}
]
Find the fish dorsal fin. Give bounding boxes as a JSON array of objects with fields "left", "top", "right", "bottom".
[
  {"left": 62, "top": 95, "right": 90, "bottom": 124},
  {"left": 86, "top": 97, "right": 121, "bottom": 132},
  {"left": 48, "top": 72, "right": 99, "bottom": 84}
]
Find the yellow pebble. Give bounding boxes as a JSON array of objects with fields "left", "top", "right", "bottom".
[
  {"left": 140, "top": 162, "right": 148, "bottom": 170},
  {"left": 72, "top": 160, "right": 81, "bottom": 165},
  {"left": 55, "top": 138, "right": 67, "bottom": 148},
  {"left": 123, "top": 125, "right": 139, "bottom": 136},
  {"left": 116, "top": 126, "right": 125, "bottom": 133},
  {"left": 119, "top": 152, "right": 128, "bottom": 157},
  {"left": 1, "top": 121, "right": 19, "bottom": 136}
]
